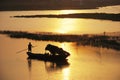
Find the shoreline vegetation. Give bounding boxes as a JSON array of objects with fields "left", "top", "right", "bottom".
[
  {"left": 13, "top": 13, "right": 120, "bottom": 21},
  {"left": 0, "top": 30, "right": 120, "bottom": 50}
]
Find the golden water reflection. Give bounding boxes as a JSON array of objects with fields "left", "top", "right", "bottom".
[
  {"left": 0, "top": 35, "right": 120, "bottom": 80},
  {"left": 59, "top": 42, "right": 120, "bottom": 80},
  {"left": 59, "top": 10, "right": 78, "bottom": 14},
  {"left": 0, "top": 10, "right": 120, "bottom": 34},
  {"left": 62, "top": 68, "right": 70, "bottom": 80},
  {"left": 56, "top": 19, "right": 77, "bottom": 34}
]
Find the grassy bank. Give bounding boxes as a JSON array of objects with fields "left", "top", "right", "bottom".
[{"left": 0, "top": 30, "right": 120, "bottom": 50}]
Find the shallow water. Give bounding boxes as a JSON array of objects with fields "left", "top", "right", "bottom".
[
  {"left": 0, "top": 5, "right": 120, "bottom": 80},
  {"left": 0, "top": 5, "right": 120, "bottom": 34},
  {"left": 0, "top": 34, "right": 120, "bottom": 80}
]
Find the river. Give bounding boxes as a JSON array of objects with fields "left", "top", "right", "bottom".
[
  {"left": 0, "top": 5, "right": 120, "bottom": 80},
  {"left": 0, "top": 5, "right": 120, "bottom": 34},
  {"left": 0, "top": 34, "right": 120, "bottom": 80}
]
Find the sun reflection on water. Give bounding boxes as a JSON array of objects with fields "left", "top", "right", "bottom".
[
  {"left": 59, "top": 10, "right": 78, "bottom": 14},
  {"left": 56, "top": 10, "right": 78, "bottom": 34},
  {"left": 57, "top": 19, "right": 77, "bottom": 34},
  {"left": 62, "top": 68, "right": 70, "bottom": 80}
]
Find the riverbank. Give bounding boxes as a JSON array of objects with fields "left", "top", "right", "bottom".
[
  {"left": 0, "top": 30, "right": 120, "bottom": 50},
  {"left": 13, "top": 13, "right": 120, "bottom": 21}
]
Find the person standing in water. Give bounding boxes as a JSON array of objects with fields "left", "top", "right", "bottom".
[{"left": 28, "top": 42, "right": 32, "bottom": 52}]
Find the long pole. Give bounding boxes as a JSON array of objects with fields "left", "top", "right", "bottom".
[
  {"left": 16, "top": 48, "right": 28, "bottom": 53},
  {"left": 16, "top": 46, "right": 37, "bottom": 54}
]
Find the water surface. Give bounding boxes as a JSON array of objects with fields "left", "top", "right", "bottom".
[
  {"left": 0, "top": 5, "right": 120, "bottom": 80},
  {"left": 0, "top": 5, "right": 120, "bottom": 34},
  {"left": 0, "top": 35, "right": 120, "bottom": 80}
]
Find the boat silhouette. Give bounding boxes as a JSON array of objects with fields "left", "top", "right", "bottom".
[
  {"left": 27, "top": 44, "right": 70, "bottom": 61},
  {"left": 27, "top": 52, "right": 69, "bottom": 61}
]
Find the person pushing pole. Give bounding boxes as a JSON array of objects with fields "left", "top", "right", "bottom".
[
  {"left": 16, "top": 42, "right": 37, "bottom": 53},
  {"left": 28, "top": 42, "right": 33, "bottom": 52}
]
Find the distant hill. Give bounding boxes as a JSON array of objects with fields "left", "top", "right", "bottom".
[{"left": 0, "top": 0, "right": 120, "bottom": 11}]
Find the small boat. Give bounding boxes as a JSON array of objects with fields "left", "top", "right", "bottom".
[
  {"left": 27, "top": 52, "right": 69, "bottom": 61},
  {"left": 27, "top": 44, "right": 70, "bottom": 62}
]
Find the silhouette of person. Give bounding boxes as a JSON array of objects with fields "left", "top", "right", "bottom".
[{"left": 28, "top": 42, "right": 32, "bottom": 52}]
